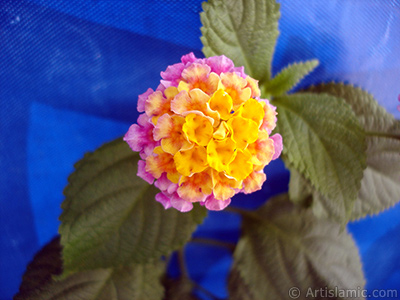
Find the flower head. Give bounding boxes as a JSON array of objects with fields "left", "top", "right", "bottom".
[
  {"left": 124, "top": 53, "right": 282, "bottom": 212},
  {"left": 398, "top": 94, "right": 400, "bottom": 112}
]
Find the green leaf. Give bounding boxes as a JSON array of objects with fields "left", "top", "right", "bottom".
[
  {"left": 230, "top": 194, "right": 365, "bottom": 300},
  {"left": 306, "top": 83, "right": 400, "bottom": 219},
  {"left": 389, "top": 119, "right": 400, "bottom": 134},
  {"left": 162, "top": 276, "right": 200, "bottom": 300},
  {"left": 352, "top": 136, "right": 400, "bottom": 219},
  {"left": 15, "top": 238, "right": 165, "bottom": 300},
  {"left": 274, "top": 93, "right": 366, "bottom": 223},
  {"left": 15, "top": 237, "right": 63, "bottom": 300},
  {"left": 307, "top": 83, "right": 396, "bottom": 132},
  {"left": 286, "top": 161, "right": 313, "bottom": 207},
  {"left": 263, "top": 60, "right": 319, "bottom": 97},
  {"left": 228, "top": 267, "right": 256, "bottom": 300},
  {"left": 200, "top": 0, "right": 280, "bottom": 83},
  {"left": 26, "top": 266, "right": 165, "bottom": 300},
  {"left": 287, "top": 161, "right": 353, "bottom": 222},
  {"left": 305, "top": 137, "right": 400, "bottom": 221},
  {"left": 60, "top": 138, "right": 207, "bottom": 274}
]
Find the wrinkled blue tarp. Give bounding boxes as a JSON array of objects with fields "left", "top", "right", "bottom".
[{"left": 1, "top": 1, "right": 399, "bottom": 299}]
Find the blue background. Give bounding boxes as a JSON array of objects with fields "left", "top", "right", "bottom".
[{"left": 1, "top": 0, "right": 400, "bottom": 299}]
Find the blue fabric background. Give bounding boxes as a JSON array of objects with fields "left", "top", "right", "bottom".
[{"left": 1, "top": 0, "right": 399, "bottom": 299}]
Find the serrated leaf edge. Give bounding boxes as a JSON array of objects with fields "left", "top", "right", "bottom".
[{"left": 263, "top": 59, "right": 319, "bottom": 97}]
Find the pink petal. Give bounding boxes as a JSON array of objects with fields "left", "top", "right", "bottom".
[
  {"left": 177, "top": 185, "right": 208, "bottom": 203},
  {"left": 260, "top": 98, "right": 278, "bottom": 134},
  {"left": 170, "top": 90, "right": 192, "bottom": 114},
  {"left": 141, "top": 142, "right": 159, "bottom": 160},
  {"left": 181, "top": 63, "right": 211, "bottom": 83},
  {"left": 155, "top": 192, "right": 172, "bottom": 209},
  {"left": 242, "top": 171, "right": 266, "bottom": 194},
  {"left": 270, "top": 133, "right": 283, "bottom": 160},
  {"left": 206, "top": 55, "right": 234, "bottom": 74},
  {"left": 137, "top": 160, "right": 154, "bottom": 184},
  {"left": 124, "top": 114, "right": 157, "bottom": 159},
  {"left": 124, "top": 124, "right": 143, "bottom": 152},
  {"left": 145, "top": 91, "right": 165, "bottom": 117},
  {"left": 233, "top": 66, "right": 246, "bottom": 78},
  {"left": 156, "top": 83, "right": 166, "bottom": 92},
  {"left": 181, "top": 52, "right": 197, "bottom": 64},
  {"left": 155, "top": 173, "right": 178, "bottom": 194},
  {"left": 137, "top": 88, "right": 154, "bottom": 113},
  {"left": 137, "top": 113, "right": 151, "bottom": 127},
  {"left": 398, "top": 94, "right": 400, "bottom": 112},
  {"left": 160, "top": 80, "right": 173, "bottom": 89},
  {"left": 170, "top": 193, "right": 193, "bottom": 212},
  {"left": 153, "top": 113, "right": 173, "bottom": 141},
  {"left": 160, "top": 62, "right": 185, "bottom": 87},
  {"left": 205, "top": 195, "right": 231, "bottom": 211}
]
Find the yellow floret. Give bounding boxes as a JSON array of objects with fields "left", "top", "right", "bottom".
[
  {"left": 227, "top": 116, "right": 259, "bottom": 149},
  {"left": 208, "top": 89, "right": 233, "bottom": 120},
  {"left": 227, "top": 149, "right": 253, "bottom": 181},
  {"left": 174, "top": 146, "right": 208, "bottom": 176},
  {"left": 206, "top": 138, "right": 237, "bottom": 172},
  {"left": 238, "top": 98, "right": 265, "bottom": 126},
  {"left": 182, "top": 113, "right": 214, "bottom": 146}
]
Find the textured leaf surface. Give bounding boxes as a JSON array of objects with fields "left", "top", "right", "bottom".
[
  {"left": 231, "top": 194, "right": 365, "bottom": 300},
  {"left": 163, "top": 276, "right": 200, "bottom": 300},
  {"left": 25, "top": 266, "right": 164, "bottom": 300},
  {"left": 307, "top": 83, "right": 400, "bottom": 219},
  {"left": 60, "top": 138, "right": 206, "bottom": 273},
  {"left": 200, "top": 0, "right": 280, "bottom": 83},
  {"left": 286, "top": 161, "right": 313, "bottom": 207},
  {"left": 15, "top": 237, "right": 63, "bottom": 300},
  {"left": 263, "top": 60, "right": 319, "bottom": 97},
  {"left": 287, "top": 161, "right": 353, "bottom": 222},
  {"left": 274, "top": 93, "right": 366, "bottom": 223},
  {"left": 353, "top": 137, "right": 400, "bottom": 218},
  {"left": 228, "top": 267, "right": 256, "bottom": 300},
  {"left": 307, "top": 83, "right": 396, "bottom": 132},
  {"left": 15, "top": 238, "right": 165, "bottom": 300}
]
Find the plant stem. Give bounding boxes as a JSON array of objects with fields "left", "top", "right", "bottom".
[
  {"left": 225, "top": 206, "right": 259, "bottom": 219},
  {"left": 192, "top": 281, "right": 225, "bottom": 300},
  {"left": 190, "top": 237, "right": 236, "bottom": 252},
  {"left": 177, "top": 248, "right": 225, "bottom": 300},
  {"left": 224, "top": 206, "right": 249, "bottom": 215},
  {"left": 366, "top": 131, "right": 400, "bottom": 140},
  {"left": 225, "top": 206, "right": 267, "bottom": 224},
  {"left": 177, "top": 248, "right": 189, "bottom": 279}
]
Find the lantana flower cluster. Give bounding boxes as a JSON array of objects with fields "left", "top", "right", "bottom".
[{"left": 124, "top": 53, "right": 282, "bottom": 212}]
